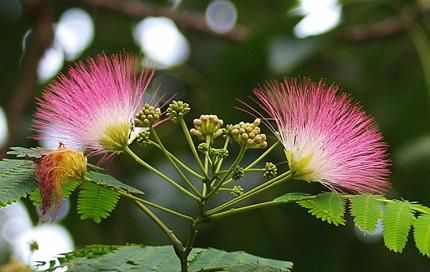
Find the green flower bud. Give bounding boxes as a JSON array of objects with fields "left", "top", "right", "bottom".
[
  {"left": 198, "top": 143, "right": 209, "bottom": 153},
  {"left": 228, "top": 118, "right": 267, "bottom": 149},
  {"left": 135, "top": 103, "right": 161, "bottom": 127},
  {"left": 167, "top": 100, "right": 191, "bottom": 121},
  {"left": 209, "top": 148, "right": 229, "bottom": 159},
  {"left": 190, "top": 115, "right": 224, "bottom": 140},
  {"left": 136, "top": 130, "right": 151, "bottom": 146},
  {"left": 230, "top": 185, "right": 244, "bottom": 197},
  {"left": 232, "top": 166, "right": 245, "bottom": 180},
  {"left": 264, "top": 162, "right": 278, "bottom": 179}
]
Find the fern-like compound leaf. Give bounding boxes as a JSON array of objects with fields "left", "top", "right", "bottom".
[
  {"left": 42, "top": 245, "right": 293, "bottom": 272},
  {"left": 298, "top": 192, "right": 346, "bottom": 226},
  {"left": 77, "top": 182, "right": 120, "bottom": 223},
  {"left": 383, "top": 200, "right": 415, "bottom": 253},
  {"left": 414, "top": 214, "right": 430, "bottom": 257},
  {"left": 0, "top": 159, "right": 37, "bottom": 207},
  {"left": 7, "top": 147, "right": 46, "bottom": 158},
  {"left": 350, "top": 194, "right": 382, "bottom": 232},
  {"left": 86, "top": 171, "right": 144, "bottom": 195}
]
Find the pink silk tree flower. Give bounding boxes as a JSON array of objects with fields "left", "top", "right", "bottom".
[
  {"left": 33, "top": 54, "right": 154, "bottom": 156},
  {"left": 253, "top": 77, "right": 390, "bottom": 193}
]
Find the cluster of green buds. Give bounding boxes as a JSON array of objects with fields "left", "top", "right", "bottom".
[
  {"left": 198, "top": 143, "right": 209, "bottom": 153},
  {"left": 227, "top": 119, "right": 267, "bottom": 149},
  {"left": 190, "top": 115, "right": 224, "bottom": 140},
  {"left": 264, "top": 162, "right": 278, "bottom": 179},
  {"left": 135, "top": 103, "right": 161, "bottom": 127},
  {"left": 232, "top": 166, "right": 244, "bottom": 180},
  {"left": 230, "top": 185, "right": 244, "bottom": 197},
  {"left": 209, "top": 148, "right": 229, "bottom": 159},
  {"left": 136, "top": 130, "right": 151, "bottom": 145},
  {"left": 167, "top": 100, "right": 190, "bottom": 121}
]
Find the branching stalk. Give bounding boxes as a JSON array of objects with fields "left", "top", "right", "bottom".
[
  {"left": 205, "top": 146, "right": 246, "bottom": 198},
  {"left": 179, "top": 116, "right": 208, "bottom": 179},
  {"left": 150, "top": 140, "right": 204, "bottom": 179},
  {"left": 150, "top": 127, "right": 201, "bottom": 197},
  {"left": 245, "top": 141, "right": 279, "bottom": 170},
  {"left": 125, "top": 146, "right": 199, "bottom": 201},
  {"left": 206, "top": 170, "right": 293, "bottom": 214},
  {"left": 133, "top": 201, "right": 184, "bottom": 257},
  {"left": 120, "top": 191, "right": 194, "bottom": 221}
]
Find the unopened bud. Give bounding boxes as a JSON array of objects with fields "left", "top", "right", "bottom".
[
  {"left": 190, "top": 114, "right": 224, "bottom": 140},
  {"left": 167, "top": 100, "right": 191, "bottom": 121}
]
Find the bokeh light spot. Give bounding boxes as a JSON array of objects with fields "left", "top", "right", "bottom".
[
  {"left": 56, "top": 8, "right": 94, "bottom": 61},
  {"left": 293, "top": 0, "right": 341, "bottom": 38},
  {"left": 13, "top": 224, "right": 74, "bottom": 269},
  {"left": 37, "top": 43, "right": 64, "bottom": 83},
  {"left": 0, "top": 107, "right": 8, "bottom": 148},
  {"left": 205, "top": 0, "right": 237, "bottom": 34},
  {"left": 133, "top": 17, "right": 190, "bottom": 68}
]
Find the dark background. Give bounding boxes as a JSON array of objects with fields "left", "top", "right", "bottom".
[{"left": 1, "top": 0, "right": 430, "bottom": 271}]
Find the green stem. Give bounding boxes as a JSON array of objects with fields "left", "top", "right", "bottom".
[
  {"left": 150, "top": 140, "right": 203, "bottom": 179},
  {"left": 205, "top": 146, "right": 246, "bottom": 199},
  {"left": 204, "top": 135, "right": 211, "bottom": 174},
  {"left": 218, "top": 168, "right": 264, "bottom": 174},
  {"left": 133, "top": 201, "right": 184, "bottom": 256},
  {"left": 245, "top": 141, "right": 279, "bottom": 170},
  {"left": 120, "top": 191, "right": 194, "bottom": 221},
  {"left": 207, "top": 201, "right": 281, "bottom": 220},
  {"left": 150, "top": 127, "right": 201, "bottom": 197},
  {"left": 215, "top": 136, "right": 230, "bottom": 174},
  {"left": 179, "top": 116, "right": 208, "bottom": 179},
  {"left": 207, "top": 194, "right": 317, "bottom": 221},
  {"left": 206, "top": 170, "right": 293, "bottom": 215},
  {"left": 219, "top": 142, "right": 279, "bottom": 187},
  {"left": 125, "top": 146, "right": 199, "bottom": 201}
]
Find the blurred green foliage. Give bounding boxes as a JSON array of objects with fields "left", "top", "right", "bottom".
[{"left": 1, "top": 0, "right": 430, "bottom": 271}]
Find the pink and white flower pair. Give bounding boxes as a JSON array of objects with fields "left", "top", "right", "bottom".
[{"left": 33, "top": 53, "right": 390, "bottom": 194}]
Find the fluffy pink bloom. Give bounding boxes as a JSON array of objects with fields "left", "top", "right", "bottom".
[
  {"left": 253, "top": 77, "right": 390, "bottom": 193},
  {"left": 33, "top": 54, "right": 154, "bottom": 155}
]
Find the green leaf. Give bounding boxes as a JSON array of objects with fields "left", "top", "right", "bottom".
[
  {"left": 77, "top": 182, "right": 120, "bottom": 223},
  {"left": 0, "top": 159, "right": 37, "bottom": 207},
  {"left": 86, "top": 171, "right": 144, "bottom": 195},
  {"left": 30, "top": 179, "right": 81, "bottom": 205},
  {"left": 189, "top": 247, "right": 293, "bottom": 271},
  {"left": 350, "top": 194, "right": 383, "bottom": 232},
  {"left": 383, "top": 200, "right": 415, "bottom": 253},
  {"left": 274, "top": 192, "right": 309, "bottom": 202},
  {"left": 414, "top": 214, "right": 430, "bottom": 257},
  {"left": 7, "top": 147, "right": 46, "bottom": 158},
  {"left": 43, "top": 245, "right": 293, "bottom": 272},
  {"left": 298, "top": 192, "right": 346, "bottom": 226}
]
